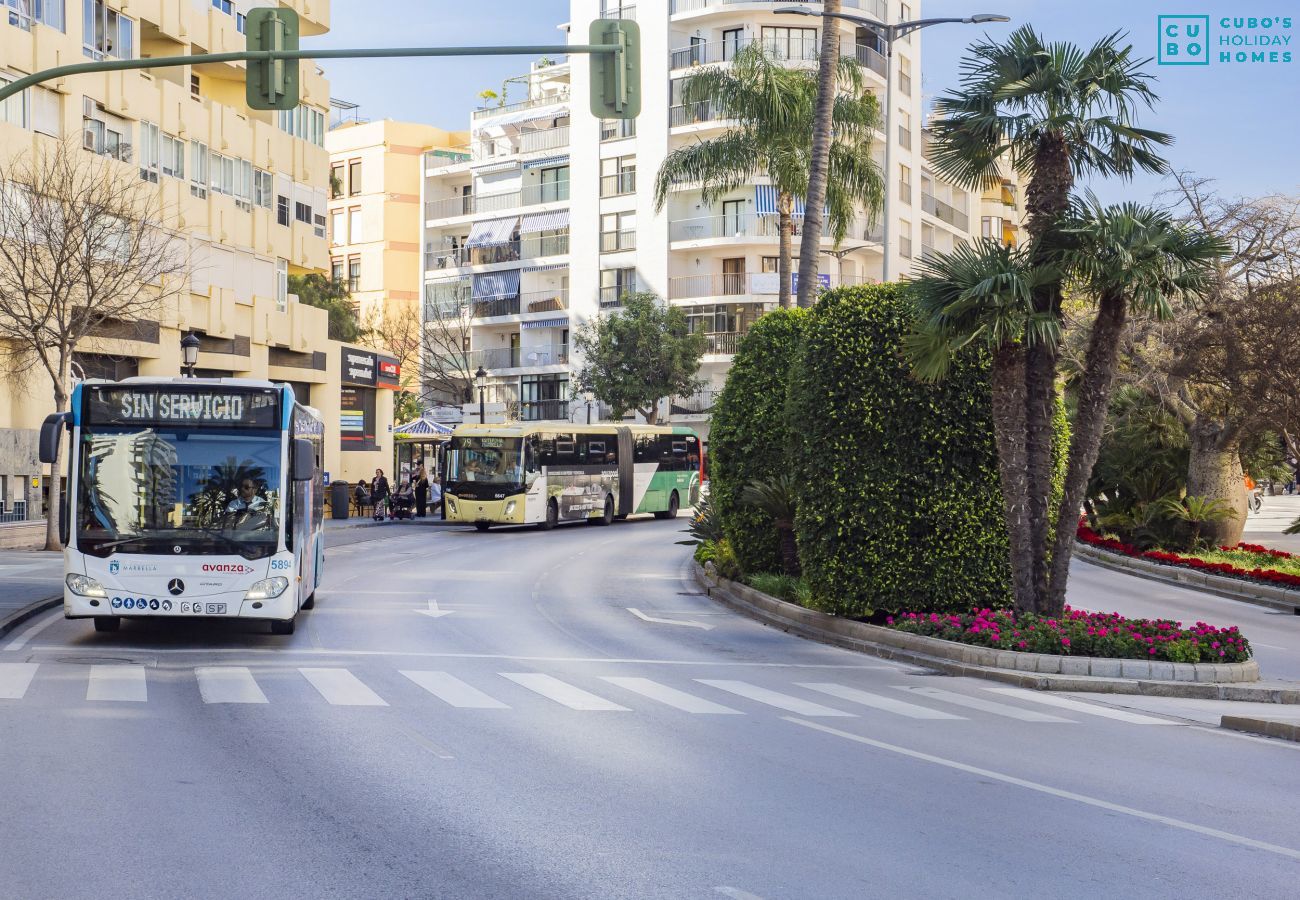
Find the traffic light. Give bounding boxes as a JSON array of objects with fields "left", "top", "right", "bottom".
[
  {"left": 589, "top": 19, "right": 640, "bottom": 120},
  {"left": 245, "top": 7, "right": 300, "bottom": 111}
]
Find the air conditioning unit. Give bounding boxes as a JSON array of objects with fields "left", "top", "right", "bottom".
[{"left": 82, "top": 129, "right": 97, "bottom": 151}]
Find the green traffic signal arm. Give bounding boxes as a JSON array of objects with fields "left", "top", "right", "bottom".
[{"left": 0, "top": 44, "right": 619, "bottom": 105}]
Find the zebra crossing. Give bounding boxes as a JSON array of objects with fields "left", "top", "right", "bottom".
[{"left": 0, "top": 660, "right": 1182, "bottom": 726}]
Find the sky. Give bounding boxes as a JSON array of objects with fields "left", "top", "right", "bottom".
[{"left": 318, "top": 0, "right": 1300, "bottom": 205}]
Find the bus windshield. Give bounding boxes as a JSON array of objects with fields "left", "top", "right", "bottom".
[
  {"left": 445, "top": 436, "right": 524, "bottom": 486},
  {"left": 76, "top": 425, "right": 283, "bottom": 560}
]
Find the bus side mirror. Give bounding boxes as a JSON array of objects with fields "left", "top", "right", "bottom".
[
  {"left": 292, "top": 438, "right": 315, "bottom": 482},
  {"left": 39, "top": 412, "right": 71, "bottom": 464}
]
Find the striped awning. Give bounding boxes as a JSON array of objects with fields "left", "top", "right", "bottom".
[
  {"left": 473, "top": 160, "right": 520, "bottom": 176},
  {"left": 523, "top": 262, "right": 569, "bottom": 273},
  {"left": 520, "top": 209, "right": 571, "bottom": 233},
  {"left": 483, "top": 105, "right": 570, "bottom": 127},
  {"left": 472, "top": 269, "right": 521, "bottom": 300},
  {"left": 755, "top": 184, "right": 806, "bottom": 217},
  {"left": 522, "top": 316, "right": 570, "bottom": 330},
  {"left": 466, "top": 216, "right": 519, "bottom": 248},
  {"left": 523, "top": 154, "right": 570, "bottom": 170}
]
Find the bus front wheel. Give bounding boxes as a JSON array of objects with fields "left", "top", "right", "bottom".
[
  {"left": 270, "top": 618, "right": 295, "bottom": 636},
  {"left": 93, "top": 616, "right": 120, "bottom": 633},
  {"left": 654, "top": 491, "right": 680, "bottom": 520},
  {"left": 538, "top": 499, "right": 558, "bottom": 530}
]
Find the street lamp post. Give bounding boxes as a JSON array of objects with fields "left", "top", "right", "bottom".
[
  {"left": 180, "top": 332, "right": 200, "bottom": 378},
  {"left": 474, "top": 365, "right": 487, "bottom": 424},
  {"left": 776, "top": 7, "right": 1009, "bottom": 282},
  {"left": 583, "top": 390, "right": 595, "bottom": 425}
]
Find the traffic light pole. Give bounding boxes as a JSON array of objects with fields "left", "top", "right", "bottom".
[{"left": 0, "top": 44, "right": 620, "bottom": 106}]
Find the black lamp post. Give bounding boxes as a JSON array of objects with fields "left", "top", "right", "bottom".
[
  {"left": 583, "top": 390, "right": 594, "bottom": 425},
  {"left": 474, "top": 365, "right": 487, "bottom": 424},
  {"left": 180, "top": 332, "right": 200, "bottom": 378}
]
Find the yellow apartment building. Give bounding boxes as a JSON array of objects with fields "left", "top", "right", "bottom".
[{"left": 0, "top": 0, "right": 397, "bottom": 521}]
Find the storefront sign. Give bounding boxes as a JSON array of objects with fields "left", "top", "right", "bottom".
[
  {"left": 378, "top": 358, "right": 401, "bottom": 389},
  {"left": 341, "top": 348, "right": 377, "bottom": 387}
]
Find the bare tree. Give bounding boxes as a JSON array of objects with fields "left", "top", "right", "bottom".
[
  {"left": 416, "top": 290, "right": 475, "bottom": 408},
  {"left": 1126, "top": 173, "right": 1300, "bottom": 543},
  {"left": 0, "top": 141, "right": 187, "bottom": 550}
]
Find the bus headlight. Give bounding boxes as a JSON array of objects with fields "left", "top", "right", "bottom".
[
  {"left": 504, "top": 500, "right": 517, "bottom": 516},
  {"left": 244, "top": 577, "right": 289, "bottom": 600},
  {"left": 446, "top": 496, "right": 458, "bottom": 514},
  {"left": 66, "top": 574, "right": 108, "bottom": 598}
]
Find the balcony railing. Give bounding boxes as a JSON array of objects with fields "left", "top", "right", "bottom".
[
  {"left": 921, "top": 192, "right": 970, "bottom": 231},
  {"left": 669, "top": 34, "right": 888, "bottom": 77},
  {"left": 472, "top": 90, "right": 571, "bottom": 121},
  {"left": 669, "top": 391, "right": 721, "bottom": 416},
  {"left": 899, "top": 181, "right": 912, "bottom": 204},
  {"left": 518, "top": 126, "right": 571, "bottom": 154},
  {"left": 700, "top": 332, "right": 744, "bottom": 355},
  {"left": 425, "top": 194, "right": 475, "bottom": 220},
  {"left": 520, "top": 398, "right": 574, "bottom": 421},
  {"left": 599, "top": 285, "right": 635, "bottom": 308},
  {"left": 900, "top": 235, "right": 913, "bottom": 259},
  {"left": 425, "top": 181, "right": 570, "bottom": 221},
  {"left": 464, "top": 343, "right": 568, "bottom": 371},
  {"left": 899, "top": 126, "right": 912, "bottom": 151},
  {"left": 523, "top": 180, "right": 570, "bottom": 205},
  {"left": 522, "top": 288, "right": 569, "bottom": 314},
  {"left": 472, "top": 296, "right": 520, "bottom": 318},
  {"left": 521, "top": 232, "right": 570, "bottom": 259},
  {"left": 668, "top": 271, "right": 872, "bottom": 300},
  {"left": 600, "top": 171, "right": 637, "bottom": 197},
  {"left": 424, "top": 148, "right": 473, "bottom": 171},
  {"left": 669, "top": 213, "right": 840, "bottom": 242},
  {"left": 670, "top": 0, "right": 887, "bottom": 17},
  {"left": 670, "top": 100, "right": 728, "bottom": 128},
  {"left": 601, "top": 118, "right": 637, "bottom": 141},
  {"left": 600, "top": 3, "right": 636, "bottom": 19},
  {"left": 853, "top": 42, "right": 887, "bottom": 77},
  {"left": 600, "top": 229, "right": 637, "bottom": 252},
  {"left": 426, "top": 241, "right": 522, "bottom": 270}
]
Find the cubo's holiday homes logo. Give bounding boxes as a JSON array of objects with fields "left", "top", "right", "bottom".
[{"left": 1159, "top": 15, "right": 1294, "bottom": 65}]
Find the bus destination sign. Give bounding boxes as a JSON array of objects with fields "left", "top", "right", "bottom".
[{"left": 87, "top": 387, "right": 280, "bottom": 428}]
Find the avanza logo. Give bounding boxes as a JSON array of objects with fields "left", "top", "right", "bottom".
[{"left": 202, "top": 563, "right": 253, "bottom": 574}]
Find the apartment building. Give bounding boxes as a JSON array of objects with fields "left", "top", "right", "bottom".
[
  {"left": 0, "top": 0, "right": 399, "bottom": 515},
  {"left": 419, "top": 1, "right": 1020, "bottom": 442}
]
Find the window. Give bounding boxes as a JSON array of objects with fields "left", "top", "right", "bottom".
[
  {"left": 900, "top": 4, "right": 912, "bottom": 41},
  {"left": 330, "top": 210, "right": 345, "bottom": 245},
  {"left": 721, "top": 27, "right": 744, "bottom": 60},
  {"left": 899, "top": 163, "right": 912, "bottom": 204},
  {"left": 211, "top": 0, "right": 231, "bottom": 13},
  {"left": 347, "top": 255, "right": 361, "bottom": 292},
  {"left": 898, "top": 55, "right": 912, "bottom": 96},
  {"left": 599, "top": 268, "right": 636, "bottom": 307},
  {"left": 314, "top": 213, "right": 326, "bottom": 239},
  {"left": 599, "top": 155, "right": 636, "bottom": 197},
  {"left": 600, "top": 118, "right": 636, "bottom": 141},
  {"left": 275, "top": 259, "right": 288, "bottom": 312},
  {"left": 190, "top": 73, "right": 200, "bottom": 97},
  {"left": 277, "top": 103, "right": 325, "bottom": 146},
  {"left": 330, "top": 258, "right": 343, "bottom": 282},
  {"left": 190, "top": 140, "right": 208, "bottom": 198},
  {"left": 600, "top": 211, "right": 635, "bottom": 252},
  {"left": 538, "top": 165, "right": 569, "bottom": 203},
  {"left": 138, "top": 121, "right": 159, "bottom": 182},
  {"left": 294, "top": 201, "right": 312, "bottom": 224},
  {"left": 254, "top": 169, "right": 273, "bottom": 209},
  {"left": 7, "top": 0, "right": 65, "bottom": 30},
  {"left": 348, "top": 159, "right": 361, "bottom": 195},
  {"left": 330, "top": 163, "right": 343, "bottom": 198},
  {"left": 83, "top": 0, "right": 133, "bottom": 60},
  {"left": 276, "top": 195, "right": 289, "bottom": 227},
  {"left": 0, "top": 73, "right": 27, "bottom": 128},
  {"left": 899, "top": 218, "right": 913, "bottom": 258},
  {"left": 761, "top": 256, "right": 779, "bottom": 273},
  {"left": 898, "top": 109, "right": 912, "bottom": 150},
  {"left": 235, "top": 159, "right": 253, "bottom": 210},
  {"left": 348, "top": 207, "right": 363, "bottom": 243},
  {"left": 160, "top": 133, "right": 184, "bottom": 179},
  {"left": 760, "top": 26, "right": 817, "bottom": 60},
  {"left": 81, "top": 102, "right": 130, "bottom": 162},
  {"left": 236, "top": 12, "right": 245, "bottom": 33}
]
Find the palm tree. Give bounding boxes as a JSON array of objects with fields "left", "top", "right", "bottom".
[
  {"left": 654, "top": 43, "right": 882, "bottom": 310},
  {"left": 928, "top": 26, "right": 1172, "bottom": 606},
  {"left": 796, "top": 0, "right": 842, "bottom": 309},
  {"left": 1042, "top": 196, "right": 1226, "bottom": 611},
  {"left": 741, "top": 475, "right": 800, "bottom": 576},
  {"left": 908, "top": 239, "right": 1058, "bottom": 612}
]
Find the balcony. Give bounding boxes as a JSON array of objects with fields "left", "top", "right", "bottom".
[
  {"left": 472, "top": 289, "right": 568, "bottom": 319},
  {"left": 600, "top": 3, "right": 636, "bottom": 19},
  {"left": 670, "top": 0, "right": 887, "bottom": 18},
  {"left": 601, "top": 119, "right": 637, "bottom": 141},
  {"left": 669, "top": 35, "right": 888, "bottom": 78},
  {"left": 474, "top": 126, "right": 571, "bottom": 163},
  {"left": 466, "top": 343, "right": 569, "bottom": 371},
  {"left": 599, "top": 285, "right": 635, "bottom": 308},
  {"left": 700, "top": 332, "right": 744, "bottom": 355},
  {"left": 425, "top": 181, "right": 570, "bottom": 221},
  {"left": 472, "top": 296, "right": 521, "bottom": 319},
  {"left": 852, "top": 42, "right": 887, "bottom": 78},
  {"left": 521, "top": 232, "right": 570, "bottom": 259},
  {"left": 670, "top": 100, "right": 729, "bottom": 128},
  {"left": 424, "top": 147, "right": 473, "bottom": 172},
  {"left": 600, "top": 171, "right": 637, "bottom": 198},
  {"left": 472, "top": 90, "right": 570, "bottom": 122},
  {"left": 521, "top": 398, "right": 574, "bottom": 422},
  {"left": 669, "top": 391, "right": 720, "bottom": 416},
  {"left": 921, "top": 192, "right": 970, "bottom": 231},
  {"left": 668, "top": 271, "right": 872, "bottom": 301},
  {"left": 600, "top": 229, "right": 637, "bottom": 253},
  {"left": 426, "top": 241, "right": 522, "bottom": 271}
]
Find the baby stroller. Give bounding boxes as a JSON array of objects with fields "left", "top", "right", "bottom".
[{"left": 389, "top": 482, "right": 416, "bottom": 520}]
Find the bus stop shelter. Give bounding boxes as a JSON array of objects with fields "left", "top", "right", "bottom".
[{"left": 393, "top": 415, "right": 453, "bottom": 484}]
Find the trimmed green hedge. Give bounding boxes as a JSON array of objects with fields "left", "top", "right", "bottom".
[
  {"left": 787, "top": 284, "right": 1023, "bottom": 616},
  {"left": 708, "top": 308, "right": 808, "bottom": 574}
]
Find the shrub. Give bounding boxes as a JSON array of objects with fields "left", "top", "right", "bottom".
[
  {"left": 695, "top": 538, "right": 741, "bottom": 581},
  {"left": 786, "top": 284, "right": 1012, "bottom": 616},
  {"left": 708, "top": 308, "right": 809, "bottom": 574},
  {"left": 745, "top": 572, "right": 811, "bottom": 607},
  {"left": 887, "top": 606, "right": 1252, "bottom": 664}
]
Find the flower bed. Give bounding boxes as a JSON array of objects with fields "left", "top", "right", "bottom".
[
  {"left": 1076, "top": 522, "right": 1300, "bottom": 589},
  {"left": 886, "top": 607, "right": 1251, "bottom": 664}
]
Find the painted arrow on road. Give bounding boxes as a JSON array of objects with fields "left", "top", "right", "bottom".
[
  {"left": 627, "top": 607, "right": 714, "bottom": 630},
  {"left": 416, "top": 599, "right": 454, "bottom": 619}
]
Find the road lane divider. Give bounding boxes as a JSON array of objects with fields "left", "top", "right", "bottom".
[{"left": 628, "top": 607, "right": 714, "bottom": 630}]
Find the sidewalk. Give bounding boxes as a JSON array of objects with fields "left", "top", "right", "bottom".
[
  {"left": 1243, "top": 494, "right": 1300, "bottom": 554},
  {"left": 324, "top": 514, "right": 461, "bottom": 531},
  {"left": 0, "top": 549, "right": 63, "bottom": 637}
]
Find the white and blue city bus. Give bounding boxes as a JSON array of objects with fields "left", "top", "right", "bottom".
[{"left": 39, "top": 378, "right": 325, "bottom": 635}]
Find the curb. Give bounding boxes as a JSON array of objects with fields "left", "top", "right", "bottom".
[
  {"left": 1220, "top": 716, "right": 1300, "bottom": 743},
  {"left": 1074, "top": 541, "right": 1300, "bottom": 615},
  {"left": 0, "top": 596, "right": 62, "bottom": 639},
  {"left": 694, "top": 563, "right": 1300, "bottom": 703}
]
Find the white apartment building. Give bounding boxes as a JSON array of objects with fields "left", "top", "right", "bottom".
[{"left": 420, "top": 0, "right": 1008, "bottom": 442}]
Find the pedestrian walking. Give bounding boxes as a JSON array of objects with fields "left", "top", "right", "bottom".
[{"left": 414, "top": 463, "right": 429, "bottom": 518}]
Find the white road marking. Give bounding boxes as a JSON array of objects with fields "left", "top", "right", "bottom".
[
  {"left": 893, "top": 686, "right": 1074, "bottom": 723},
  {"left": 696, "top": 680, "right": 854, "bottom": 717},
  {"left": 87, "top": 665, "right": 147, "bottom": 702},
  {"left": 402, "top": 671, "right": 509, "bottom": 708},
  {"left": 983, "top": 688, "right": 1179, "bottom": 725},
  {"left": 0, "top": 663, "right": 39, "bottom": 699},
  {"left": 416, "top": 598, "right": 454, "bottom": 619},
  {"left": 299, "top": 668, "right": 388, "bottom": 706},
  {"left": 195, "top": 667, "right": 268, "bottom": 704},
  {"left": 627, "top": 607, "right": 714, "bottom": 630},
  {"left": 715, "top": 888, "right": 767, "bottom": 900},
  {"left": 1251, "top": 642, "right": 1288, "bottom": 651},
  {"left": 798, "top": 683, "right": 966, "bottom": 720},
  {"left": 600, "top": 676, "right": 742, "bottom": 714},
  {"left": 500, "top": 673, "right": 630, "bottom": 711},
  {"left": 3, "top": 611, "right": 62, "bottom": 652},
  {"left": 785, "top": 716, "right": 1300, "bottom": 862}
]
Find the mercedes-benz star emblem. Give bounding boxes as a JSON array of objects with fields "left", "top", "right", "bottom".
[{"left": 167, "top": 578, "right": 185, "bottom": 596}]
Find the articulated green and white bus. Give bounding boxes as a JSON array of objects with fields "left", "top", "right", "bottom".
[{"left": 442, "top": 423, "right": 702, "bottom": 530}]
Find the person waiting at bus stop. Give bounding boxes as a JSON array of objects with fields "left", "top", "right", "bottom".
[
  {"left": 413, "top": 462, "right": 429, "bottom": 517},
  {"left": 371, "top": 468, "right": 391, "bottom": 520}
]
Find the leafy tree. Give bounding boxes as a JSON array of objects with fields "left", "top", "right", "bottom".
[
  {"left": 928, "top": 27, "right": 1171, "bottom": 610},
  {"left": 654, "top": 43, "right": 882, "bottom": 309},
  {"left": 288, "top": 273, "right": 362, "bottom": 342},
  {"left": 571, "top": 292, "right": 705, "bottom": 425}
]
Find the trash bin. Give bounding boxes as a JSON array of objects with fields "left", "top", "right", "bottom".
[{"left": 330, "top": 481, "right": 350, "bottom": 520}]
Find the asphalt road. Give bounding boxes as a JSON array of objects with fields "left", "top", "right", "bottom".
[{"left": 2, "top": 519, "right": 1299, "bottom": 899}]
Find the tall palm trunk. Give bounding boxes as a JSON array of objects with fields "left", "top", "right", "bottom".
[
  {"left": 1186, "top": 418, "right": 1247, "bottom": 546},
  {"left": 777, "top": 192, "right": 794, "bottom": 309},
  {"left": 796, "top": 0, "right": 840, "bottom": 308},
  {"left": 990, "top": 342, "right": 1035, "bottom": 612},
  {"left": 1044, "top": 290, "right": 1127, "bottom": 614},
  {"left": 1023, "top": 135, "right": 1073, "bottom": 610}
]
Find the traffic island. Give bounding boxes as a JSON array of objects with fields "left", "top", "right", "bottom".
[
  {"left": 693, "top": 562, "right": 1300, "bottom": 704},
  {"left": 1220, "top": 716, "right": 1300, "bottom": 743}
]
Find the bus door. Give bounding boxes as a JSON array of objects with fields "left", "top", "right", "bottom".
[{"left": 617, "top": 427, "right": 634, "bottom": 515}]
